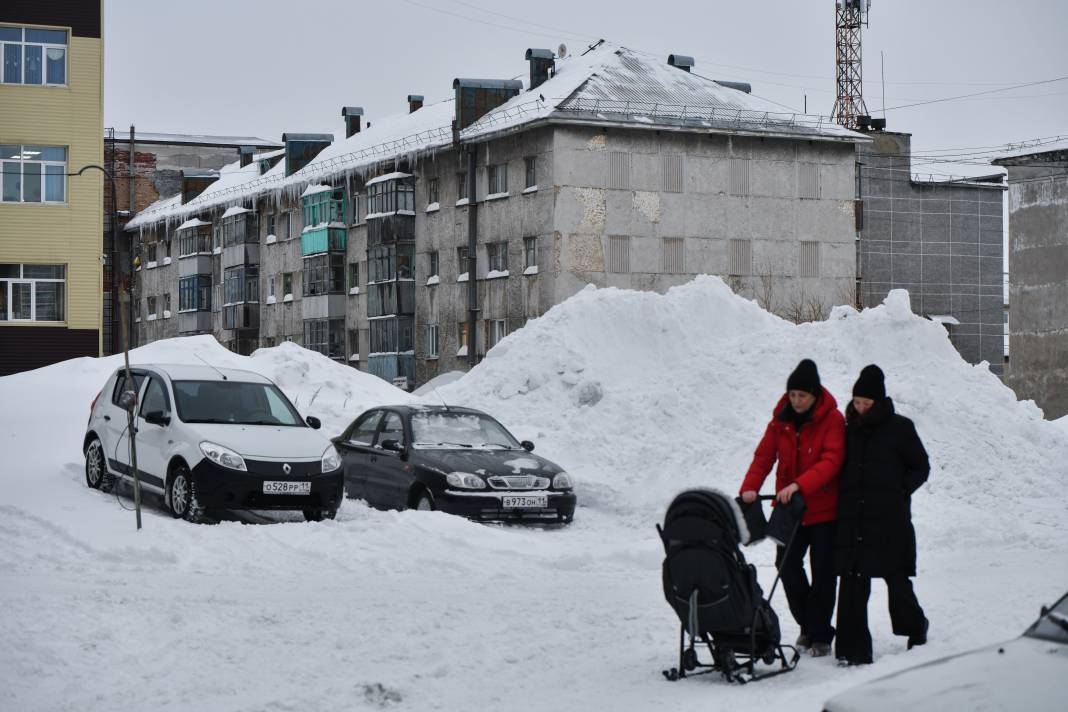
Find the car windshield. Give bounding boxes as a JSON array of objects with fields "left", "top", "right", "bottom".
[
  {"left": 410, "top": 411, "right": 520, "bottom": 450},
  {"left": 1025, "top": 593, "right": 1068, "bottom": 644},
  {"left": 172, "top": 380, "right": 304, "bottom": 426}
]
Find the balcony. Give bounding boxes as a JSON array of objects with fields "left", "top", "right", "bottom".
[{"left": 301, "top": 226, "right": 347, "bottom": 256}]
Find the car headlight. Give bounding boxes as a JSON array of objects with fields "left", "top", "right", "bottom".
[
  {"left": 553, "top": 472, "right": 574, "bottom": 489},
  {"left": 321, "top": 445, "right": 341, "bottom": 473},
  {"left": 200, "top": 441, "right": 247, "bottom": 471},
  {"left": 446, "top": 471, "right": 486, "bottom": 489}
]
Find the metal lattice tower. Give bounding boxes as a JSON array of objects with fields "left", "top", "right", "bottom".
[{"left": 831, "top": 0, "right": 870, "bottom": 129}]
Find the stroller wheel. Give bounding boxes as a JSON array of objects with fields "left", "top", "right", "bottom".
[
  {"left": 682, "top": 648, "right": 699, "bottom": 671},
  {"left": 762, "top": 651, "right": 777, "bottom": 665}
]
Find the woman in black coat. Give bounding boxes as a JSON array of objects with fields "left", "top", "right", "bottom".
[{"left": 834, "top": 365, "right": 930, "bottom": 666}]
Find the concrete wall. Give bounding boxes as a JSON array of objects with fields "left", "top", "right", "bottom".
[
  {"left": 550, "top": 125, "right": 858, "bottom": 316},
  {"left": 858, "top": 131, "right": 1006, "bottom": 375},
  {"left": 999, "top": 153, "right": 1068, "bottom": 418}
]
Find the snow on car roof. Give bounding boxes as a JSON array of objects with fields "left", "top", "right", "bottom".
[{"left": 145, "top": 364, "right": 275, "bottom": 384}]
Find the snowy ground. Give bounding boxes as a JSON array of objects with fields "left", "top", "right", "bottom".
[{"left": 2, "top": 277, "right": 1066, "bottom": 711}]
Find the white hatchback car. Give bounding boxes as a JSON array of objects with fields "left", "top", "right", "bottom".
[{"left": 83, "top": 364, "right": 343, "bottom": 522}]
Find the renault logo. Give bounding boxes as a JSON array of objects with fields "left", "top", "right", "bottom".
[{"left": 282, "top": 463, "right": 291, "bottom": 475}]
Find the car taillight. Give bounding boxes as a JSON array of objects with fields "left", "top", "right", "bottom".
[{"left": 90, "top": 390, "right": 101, "bottom": 415}]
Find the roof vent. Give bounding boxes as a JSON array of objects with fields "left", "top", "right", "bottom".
[
  {"left": 667, "top": 54, "right": 695, "bottom": 72},
  {"left": 341, "top": 107, "right": 364, "bottom": 138},
  {"left": 871, "top": 117, "right": 887, "bottom": 131},
  {"left": 407, "top": 94, "right": 424, "bottom": 113},
  {"left": 525, "top": 48, "right": 555, "bottom": 90},
  {"left": 452, "top": 78, "right": 523, "bottom": 140},
  {"left": 714, "top": 80, "right": 752, "bottom": 94},
  {"left": 238, "top": 145, "right": 255, "bottom": 167},
  {"left": 180, "top": 169, "right": 219, "bottom": 204},
  {"left": 857, "top": 115, "right": 872, "bottom": 130},
  {"left": 281, "top": 133, "right": 334, "bottom": 176}
]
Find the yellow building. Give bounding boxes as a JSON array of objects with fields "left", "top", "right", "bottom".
[{"left": 0, "top": 2, "right": 103, "bottom": 374}]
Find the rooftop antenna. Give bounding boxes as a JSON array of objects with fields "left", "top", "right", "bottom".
[
  {"left": 431, "top": 388, "right": 451, "bottom": 411},
  {"left": 193, "top": 352, "right": 228, "bottom": 380},
  {"left": 830, "top": 0, "right": 871, "bottom": 130}
]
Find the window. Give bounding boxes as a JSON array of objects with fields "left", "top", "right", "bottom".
[
  {"left": 351, "top": 194, "right": 360, "bottom": 224},
  {"left": 662, "top": 237, "right": 685, "bottom": 274},
  {"left": 348, "top": 328, "right": 360, "bottom": 361},
  {"left": 178, "top": 275, "right": 211, "bottom": 312},
  {"left": 428, "top": 251, "right": 439, "bottom": 278},
  {"left": 524, "top": 237, "right": 538, "bottom": 269},
  {"left": 279, "top": 212, "right": 291, "bottom": 240},
  {"left": 140, "top": 378, "right": 169, "bottom": 418},
  {"left": 178, "top": 227, "right": 211, "bottom": 256},
  {"left": 147, "top": 296, "right": 157, "bottom": 316},
  {"left": 457, "top": 321, "right": 470, "bottom": 352},
  {"left": 488, "top": 319, "right": 507, "bottom": 349},
  {"left": 303, "top": 318, "right": 345, "bottom": 358},
  {"left": 348, "top": 411, "right": 382, "bottom": 445},
  {"left": 268, "top": 275, "right": 275, "bottom": 299},
  {"left": 729, "top": 239, "right": 752, "bottom": 276},
  {"left": 1, "top": 27, "right": 67, "bottom": 86},
  {"left": 427, "top": 178, "right": 439, "bottom": 205},
  {"left": 487, "top": 242, "right": 508, "bottom": 273},
  {"left": 457, "top": 246, "right": 469, "bottom": 277},
  {"left": 799, "top": 241, "right": 820, "bottom": 277},
  {"left": 607, "top": 236, "right": 630, "bottom": 273},
  {"left": 146, "top": 243, "right": 157, "bottom": 264},
  {"left": 303, "top": 253, "right": 345, "bottom": 296},
  {"left": 348, "top": 262, "right": 359, "bottom": 290},
  {"left": 282, "top": 272, "right": 293, "bottom": 296},
  {"left": 730, "top": 157, "right": 750, "bottom": 196},
  {"left": 163, "top": 238, "right": 171, "bottom": 259},
  {"left": 302, "top": 186, "right": 346, "bottom": 227},
  {"left": 163, "top": 294, "right": 171, "bottom": 313},
  {"left": 457, "top": 172, "right": 468, "bottom": 201},
  {"left": 662, "top": 154, "right": 683, "bottom": 193},
  {"left": 220, "top": 213, "right": 258, "bottom": 247},
  {"left": 798, "top": 162, "right": 820, "bottom": 199},
  {"left": 524, "top": 156, "right": 536, "bottom": 189},
  {"left": 111, "top": 371, "right": 146, "bottom": 406},
  {"left": 378, "top": 412, "right": 405, "bottom": 448},
  {"left": 425, "top": 323, "right": 439, "bottom": 358},
  {"left": 370, "top": 317, "right": 414, "bottom": 354},
  {"left": 608, "top": 152, "right": 630, "bottom": 190},
  {"left": 1, "top": 144, "right": 66, "bottom": 203},
  {"left": 366, "top": 178, "right": 414, "bottom": 215},
  {"left": 266, "top": 213, "right": 275, "bottom": 237},
  {"left": 487, "top": 164, "right": 507, "bottom": 194},
  {"left": 224, "top": 265, "right": 259, "bottom": 305},
  {"left": 0, "top": 263, "right": 65, "bottom": 321}
]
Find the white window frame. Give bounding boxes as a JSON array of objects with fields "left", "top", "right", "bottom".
[
  {"left": 487, "top": 242, "right": 508, "bottom": 273},
  {"left": 487, "top": 164, "right": 507, "bottom": 195},
  {"left": 425, "top": 323, "right": 439, "bottom": 359},
  {"left": 0, "top": 26, "right": 69, "bottom": 87},
  {"left": 0, "top": 263, "right": 66, "bottom": 322},
  {"left": 1, "top": 144, "right": 67, "bottom": 203},
  {"left": 489, "top": 319, "right": 507, "bottom": 348},
  {"left": 524, "top": 237, "right": 537, "bottom": 269}
]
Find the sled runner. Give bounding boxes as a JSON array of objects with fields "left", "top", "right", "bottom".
[{"left": 657, "top": 489, "right": 802, "bottom": 684}]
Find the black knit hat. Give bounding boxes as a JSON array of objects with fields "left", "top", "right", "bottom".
[
  {"left": 786, "top": 359, "right": 821, "bottom": 396},
  {"left": 852, "top": 364, "right": 886, "bottom": 401}
]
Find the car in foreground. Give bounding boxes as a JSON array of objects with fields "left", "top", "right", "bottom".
[
  {"left": 84, "top": 364, "right": 343, "bottom": 522},
  {"left": 822, "top": 590, "right": 1068, "bottom": 712},
  {"left": 334, "top": 405, "right": 576, "bottom": 523}
]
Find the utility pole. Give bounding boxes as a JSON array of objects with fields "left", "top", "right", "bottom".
[{"left": 831, "top": 0, "right": 871, "bottom": 129}]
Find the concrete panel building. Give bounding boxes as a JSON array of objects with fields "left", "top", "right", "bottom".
[
  {"left": 857, "top": 130, "right": 1006, "bottom": 375},
  {"left": 993, "top": 141, "right": 1068, "bottom": 418},
  {"left": 126, "top": 44, "right": 866, "bottom": 390},
  {"left": 0, "top": 1, "right": 103, "bottom": 375}
]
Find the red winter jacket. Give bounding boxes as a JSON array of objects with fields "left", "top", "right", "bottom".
[{"left": 740, "top": 387, "right": 845, "bottom": 526}]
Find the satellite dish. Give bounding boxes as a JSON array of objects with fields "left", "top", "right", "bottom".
[{"left": 557, "top": 43, "right": 567, "bottom": 59}]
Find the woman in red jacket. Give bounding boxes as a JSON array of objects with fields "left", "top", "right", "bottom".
[{"left": 739, "top": 359, "right": 845, "bottom": 657}]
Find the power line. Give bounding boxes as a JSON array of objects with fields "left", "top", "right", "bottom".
[{"left": 882, "top": 75, "right": 1068, "bottom": 111}]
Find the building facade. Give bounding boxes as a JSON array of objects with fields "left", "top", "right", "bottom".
[
  {"left": 857, "top": 130, "right": 1006, "bottom": 375},
  {"left": 127, "top": 45, "right": 865, "bottom": 390},
  {"left": 993, "top": 142, "right": 1068, "bottom": 418},
  {"left": 0, "top": 1, "right": 103, "bottom": 375}
]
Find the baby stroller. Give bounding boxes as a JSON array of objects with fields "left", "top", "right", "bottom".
[{"left": 657, "top": 488, "right": 801, "bottom": 684}]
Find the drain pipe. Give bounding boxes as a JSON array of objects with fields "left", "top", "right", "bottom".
[
  {"left": 465, "top": 145, "right": 479, "bottom": 367},
  {"left": 127, "top": 124, "right": 137, "bottom": 349}
]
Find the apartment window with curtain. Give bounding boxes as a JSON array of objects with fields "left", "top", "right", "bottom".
[
  {"left": 487, "top": 242, "right": 508, "bottom": 273},
  {"left": 487, "top": 164, "right": 507, "bottom": 195},
  {"left": 0, "top": 264, "right": 65, "bottom": 321},
  {"left": 524, "top": 156, "right": 536, "bottom": 189},
  {"left": 0, "top": 27, "right": 67, "bottom": 86},
  {"left": 425, "top": 323, "right": 439, "bottom": 358},
  {"left": 1, "top": 144, "right": 66, "bottom": 203},
  {"left": 524, "top": 237, "right": 537, "bottom": 270}
]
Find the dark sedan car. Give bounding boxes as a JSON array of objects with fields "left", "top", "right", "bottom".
[{"left": 333, "top": 405, "right": 576, "bottom": 523}]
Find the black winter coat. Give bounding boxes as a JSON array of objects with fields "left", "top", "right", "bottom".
[{"left": 834, "top": 398, "right": 930, "bottom": 578}]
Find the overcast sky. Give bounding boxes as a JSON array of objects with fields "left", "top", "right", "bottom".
[{"left": 105, "top": 0, "right": 1067, "bottom": 173}]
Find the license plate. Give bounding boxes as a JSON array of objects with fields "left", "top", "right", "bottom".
[
  {"left": 502, "top": 494, "right": 547, "bottom": 508},
  {"left": 262, "top": 481, "right": 311, "bottom": 495}
]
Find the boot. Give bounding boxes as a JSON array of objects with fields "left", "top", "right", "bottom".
[
  {"left": 907, "top": 618, "right": 929, "bottom": 650},
  {"left": 811, "top": 642, "right": 832, "bottom": 657}
]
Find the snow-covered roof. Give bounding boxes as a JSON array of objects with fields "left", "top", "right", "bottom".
[
  {"left": 365, "top": 171, "right": 413, "bottom": 187},
  {"left": 910, "top": 161, "right": 1006, "bottom": 187},
  {"left": 300, "top": 183, "right": 333, "bottom": 198},
  {"left": 107, "top": 130, "right": 282, "bottom": 148},
  {"left": 220, "top": 206, "right": 252, "bottom": 218},
  {"left": 461, "top": 45, "right": 865, "bottom": 144},
  {"left": 176, "top": 217, "right": 211, "bottom": 230}
]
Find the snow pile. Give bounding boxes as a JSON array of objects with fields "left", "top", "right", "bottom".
[{"left": 436, "top": 276, "right": 1068, "bottom": 546}]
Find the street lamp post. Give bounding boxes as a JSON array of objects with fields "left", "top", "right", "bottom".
[{"left": 69, "top": 163, "right": 143, "bottom": 531}]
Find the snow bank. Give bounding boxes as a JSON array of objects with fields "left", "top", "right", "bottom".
[{"left": 435, "top": 276, "right": 1068, "bottom": 547}]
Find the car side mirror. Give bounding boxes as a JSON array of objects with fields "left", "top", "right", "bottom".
[
  {"left": 118, "top": 390, "right": 137, "bottom": 411},
  {"left": 521, "top": 440, "right": 535, "bottom": 452},
  {"left": 144, "top": 410, "right": 170, "bottom": 427},
  {"left": 306, "top": 416, "right": 321, "bottom": 430},
  {"left": 380, "top": 438, "right": 404, "bottom": 453}
]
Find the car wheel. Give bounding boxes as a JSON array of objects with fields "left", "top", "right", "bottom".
[
  {"left": 85, "top": 438, "right": 116, "bottom": 493},
  {"left": 413, "top": 489, "right": 435, "bottom": 512},
  {"left": 168, "top": 464, "right": 209, "bottom": 523},
  {"left": 303, "top": 509, "right": 337, "bottom": 522}
]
